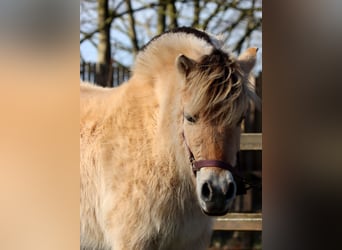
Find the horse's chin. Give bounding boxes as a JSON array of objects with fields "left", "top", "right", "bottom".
[
  {"left": 201, "top": 207, "right": 230, "bottom": 217},
  {"left": 199, "top": 199, "right": 231, "bottom": 216}
]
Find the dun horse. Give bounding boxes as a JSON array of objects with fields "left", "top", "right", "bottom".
[{"left": 80, "top": 27, "right": 258, "bottom": 250}]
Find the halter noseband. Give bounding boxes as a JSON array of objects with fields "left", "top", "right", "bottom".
[
  {"left": 182, "top": 131, "right": 237, "bottom": 175},
  {"left": 182, "top": 131, "right": 258, "bottom": 195}
]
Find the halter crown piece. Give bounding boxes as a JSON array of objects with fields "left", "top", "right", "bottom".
[{"left": 182, "top": 131, "right": 260, "bottom": 195}]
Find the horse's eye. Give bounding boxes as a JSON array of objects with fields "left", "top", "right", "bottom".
[{"left": 184, "top": 113, "right": 197, "bottom": 124}]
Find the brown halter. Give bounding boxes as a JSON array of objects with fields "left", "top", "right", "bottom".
[
  {"left": 182, "top": 131, "right": 238, "bottom": 175},
  {"left": 182, "top": 131, "right": 258, "bottom": 195}
]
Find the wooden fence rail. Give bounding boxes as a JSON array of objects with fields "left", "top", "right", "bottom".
[
  {"left": 215, "top": 133, "right": 262, "bottom": 231},
  {"left": 80, "top": 62, "right": 130, "bottom": 87},
  {"left": 214, "top": 213, "right": 262, "bottom": 231},
  {"left": 240, "top": 133, "right": 262, "bottom": 150}
]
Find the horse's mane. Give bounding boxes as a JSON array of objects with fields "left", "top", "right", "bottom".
[
  {"left": 140, "top": 27, "right": 217, "bottom": 51},
  {"left": 132, "top": 27, "right": 219, "bottom": 79},
  {"left": 132, "top": 27, "right": 258, "bottom": 127}
]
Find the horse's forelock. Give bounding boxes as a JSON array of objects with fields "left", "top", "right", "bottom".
[{"left": 184, "top": 50, "right": 254, "bottom": 126}]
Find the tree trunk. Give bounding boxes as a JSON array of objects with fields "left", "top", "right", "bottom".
[
  {"left": 167, "top": 0, "right": 178, "bottom": 29},
  {"left": 157, "top": 0, "right": 167, "bottom": 34},
  {"left": 192, "top": 0, "right": 200, "bottom": 28},
  {"left": 125, "top": 0, "right": 139, "bottom": 56},
  {"left": 96, "top": 0, "right": 112, "bottom": 87}
]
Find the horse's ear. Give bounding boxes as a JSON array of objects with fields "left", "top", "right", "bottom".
[
  {"left": 176, "top": 55, "right": 196, "bottom": 76},
  {"left": 237, "top": 47, "right": 258, "bottom": 74}
]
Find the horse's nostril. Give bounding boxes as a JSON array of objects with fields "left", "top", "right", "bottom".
[
  {"left": 224, "top": 182, "right": 235, "bottom": 200},
  {"left": 201, "top": 182, "right": 212, "bottom": 201}
]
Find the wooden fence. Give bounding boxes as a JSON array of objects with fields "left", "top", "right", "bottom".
[
  {"left": 80, "top": 62, "right": 130, "bottom": 87},
  {"left": 214, "top": 133, "right": 262, "bottom": 231},
  {"left": 214, "top": 74, "right": 262, "bottom": 234}
]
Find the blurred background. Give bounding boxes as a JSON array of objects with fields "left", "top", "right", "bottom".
[{"left": 80, "top": 1, "right": 262, "bottom": 249}]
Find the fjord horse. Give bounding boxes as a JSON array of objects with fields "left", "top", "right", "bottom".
[{"left": 80, "top": 27, "right": 258, "bottom": 250}]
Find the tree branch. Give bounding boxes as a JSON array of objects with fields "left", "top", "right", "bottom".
[
  {"left": 80, "top": 30, "right": 98, "bottom": 48},
  {"left": 80, "top": 2, "right": 160, "bottom": 44},
  {"left": 202, "top": 3, "right": 221, "bottom": 30},
  {"left": 233, "top": 19, "right": 261, "bottom": 53}
]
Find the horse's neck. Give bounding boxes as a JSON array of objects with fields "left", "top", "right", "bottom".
[{"left": 152, "top": 73, "right": 188, "bottom": 173}]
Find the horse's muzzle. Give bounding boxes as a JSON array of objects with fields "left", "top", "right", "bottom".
[{"left": 198, "top": 174, "right": 236, "bottom": 216}]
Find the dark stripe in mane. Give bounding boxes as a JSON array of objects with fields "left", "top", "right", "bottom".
[
  {"left": 141, "top": 27, "right": 214, "bottom": 51},
  {"left": 183, "top": 48, "right": 248, "bottom": 126},
  {"left": 198, "top": 49, "right": 235, "bottom": 79}
]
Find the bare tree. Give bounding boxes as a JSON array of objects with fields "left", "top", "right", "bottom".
[{"left": 80, "top": 0, "right": 262, "bottom": 83}]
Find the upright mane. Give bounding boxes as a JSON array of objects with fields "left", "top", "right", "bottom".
[{"left": 132, "top": 27, "right": 220, "bottom": 80}]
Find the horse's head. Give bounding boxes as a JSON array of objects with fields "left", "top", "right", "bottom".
[{"left": 176, "top": 47, "right": 258, "bottom": 216}]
